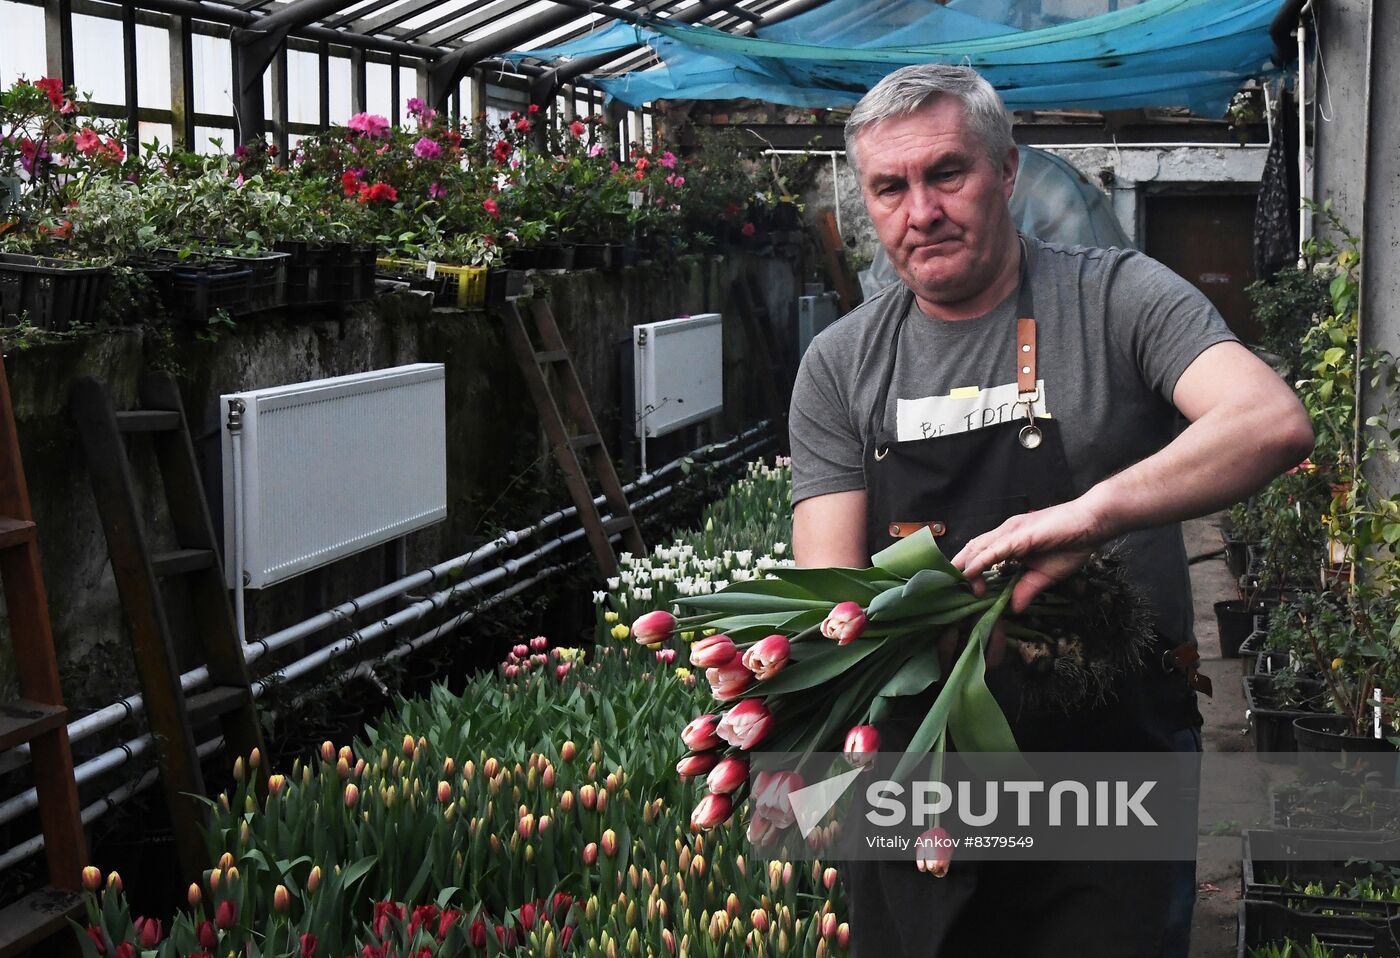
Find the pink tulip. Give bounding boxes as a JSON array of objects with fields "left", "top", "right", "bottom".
[
  {"left": 843, "top": 725, "right": 881, "bottom": 768},
  {"left": 751, "top": 769, "right": 803, "bottom": 829},
  {"left": 705, "top": 659, "right": 753, "bottom": 701},
  {"left": 135, "top": 917, "right": 162, "bottom": 949},
  {"left": 632, "top": 610, "right": 677, "bottom": 646},
  {"left": 916, "top": 826, "right": 953, "bottom": 877},
  {"left": 706, "top": 756, "right": 748, "bottom": 794},
  {"left": 530, "top": 636, "right": 548, "bottom": 652},
  {"left": 741, "top": 635, "right": 790, "bottom": 680},
  {"left": 716, "top": 699, "right": 772, "bottom": 750},
  {"left": 676, "top": 753, "right": 719, "bottom": 778},
  {"left": 747, "top": 808, "right": 781, "bottom": 847},
  {"left": 681, "top": 714, "right": 722, "bottom": 751},
  {"left": 690, "top": 634, "right": 738, "bottom": 668},
  {"left": 691, "top": 792, "right": 733, "bottom": 829},
  {"left": 655, "top": 648, "right": 677, "bottom": 665},
  {"left": 821, "top": 601, "right": 867, "bottom": 645},
  {"left": 512, "top": 643, "right": 529, "bottom": 658}
]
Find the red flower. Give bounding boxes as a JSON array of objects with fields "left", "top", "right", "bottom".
[
  {"left": 409, "top": 904, "right": 439, "bottom": 938},
  {"left": 437, "top": 909, "right": 461, "bottom": 942},
  {"left": 215, "top": 900, "right": 237, "bottom": 929},
  {"left": 357, "top": 182, "right": 398, "bottom": 204},
  {"left": 300, "top": 933, "right": 319, "bottom": 958},
  {"left": 115, "top": 944, "right": 135, "bottom": 958},
  {"left": 528, "top": 103, "right": 540, "bottom": 114},
  {"left": 74, "top": 128, "right": 101, "bottom": 157},
  {"left": 520, "top": 901, "right": 537, "bottom": 931},
  {"left": 492, "top": 139, "right": 512, "bottom": 164},
  {"left": 361, "top": 945, "right": 386, "bottom": 958},
  {"left": 482, "top": 198, "right": 499, "bottom": 218},
  {"left": 741, "top": 222, "right": 756, "bottom": 237},
  {"left": 341, "top": 170, "right": 361, "bottom": 195},
  {"left": 197, "top": 919, "right": 218, "bottom": 948},
  {"left": 514, "top": 118, "right": 531, "bottom": 133},
  {"left": 373, "top": 900, "right": 406, "bottom": 938},
  {"left": 33, "top": 76, "right": 64, "bottom": 109},
  {"left": 85, "top": 927, "right": 106, "bottom": 955},
  {"left": 469, "top": 920, "right": 487, "bottom": 948},
  {"left": 134, "top": 917, "right": 162, "bottom": 948},
  {"left": 635, "top": 156, "right": 650, "bottom": 171},
  {"left": 569, "top": 120, "right": 586, "bottom": 138}
]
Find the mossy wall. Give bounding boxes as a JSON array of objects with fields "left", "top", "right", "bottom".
[{"left": 0, "top": 252, "right": 801, "bottom": 714}]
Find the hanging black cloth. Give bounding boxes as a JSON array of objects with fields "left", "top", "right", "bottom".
[{"left": 1253, "top": 84, "right": 1301, "bottom": 281}]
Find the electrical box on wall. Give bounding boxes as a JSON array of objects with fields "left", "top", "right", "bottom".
[
  {"left": 633, "top": 313, "right": 724, "bottom": 439},
  {"left": 797, "top": 292, "right": 841, "bottom": 357}
]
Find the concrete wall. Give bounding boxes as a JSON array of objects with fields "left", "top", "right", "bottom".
[{"left": 0, "top": 252, "right": 801, "bottom": 712}]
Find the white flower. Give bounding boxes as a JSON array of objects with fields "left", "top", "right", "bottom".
[
  {"left": 592, "top": 591, "right": 607, "bottom": 603},
  {"left": 607, "top": 577, "right": 620, "bottom": 590},
  {"left": 620, "top": 552, "right": 634, "bottom": 564},
  {"left": 773, "top": 542, "right": 788, "bottom": 556}
]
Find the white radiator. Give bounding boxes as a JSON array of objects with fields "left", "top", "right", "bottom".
[
  {"left": 633, "top": 313, "right": 724, "bottom": 439},
  {"left": 220, "top": 364, "right": 447, "bottom": 590}
]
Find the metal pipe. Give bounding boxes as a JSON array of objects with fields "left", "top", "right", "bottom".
[
  {"left": 228, "top": 398, "right": 247, "bottom": 644},
  {"left": 1297, "top": 0, "right": 1315, "bottom": 255}
]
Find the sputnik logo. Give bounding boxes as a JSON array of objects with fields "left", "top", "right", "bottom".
[{"left": 788, "top": 767, "right": 864, "bottom": 839}]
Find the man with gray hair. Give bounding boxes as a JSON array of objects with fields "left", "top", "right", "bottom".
[{"left": 789, "top": 64, "right": 1311, "bottom": 955}]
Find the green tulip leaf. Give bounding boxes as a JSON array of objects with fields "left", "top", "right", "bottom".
[
  {"left": 768, "top": 567, "right": 890, "bottom": 604},
  {"left": 674, "top": 593, "right": 834, "bottom": 614},
  {"left": 874, "top": 648, "right": 942, "bottom": 699},
  {"left": 871, "top": 527, "right": 963, "bottom": 580}
]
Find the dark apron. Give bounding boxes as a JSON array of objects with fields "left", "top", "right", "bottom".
[{"left": 844, "top": 245, "right": 1179, "bottom": 958}]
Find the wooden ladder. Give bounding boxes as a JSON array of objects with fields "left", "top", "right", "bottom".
[
  {"left": 70, "top": 373, "right": 265, "bottom": 882},
  {"left": 497, "top": 298, "right": 646, "bottom": 580},
  {"left": 0, "top": 352, "right": 86, "bottom": 957}
]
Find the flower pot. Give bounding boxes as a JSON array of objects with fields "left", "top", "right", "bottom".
[
  {"left": 0, "top": 252, "right": 112, "bottom": 330},
  {"left": 573, "top": 243, "right": 613, "bottom": 270},
  {"left": 1272, "top": 781, "right": 1400, "bottom": 833},
  {"left": 1294, "top": 714, "right": 1399, "bottom": 757},
  {"left": 1222, "top": 538, "right": 1255, "bottom": 580},
  {"left": 342, "top": 243, "right": 379, "bottom": 303},
  {"left": 1215, "top": 599, "right": 1274, "bottom": 658},
  {"left": 217, "top": 250, "right": 289, "bottom": 313},
  {"left": 1244, "top": 674, "right": 1327, "bottom": 757},
  {"left": 533, "top": 244, "right": 575, "bottom": 271},
  {"left": 485, "top": 268, "right": 525, "bottom": 307},
  {"left": 1243, "top": 828, "right": 1400, "bottom": 906}
]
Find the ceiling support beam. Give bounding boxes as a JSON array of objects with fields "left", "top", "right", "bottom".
[{"left": 231, "top": 0, "right": 358, "bottom": 142}]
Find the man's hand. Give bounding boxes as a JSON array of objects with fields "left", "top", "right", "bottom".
[{"left": 951, "top": 498, "right": 1105, "bottom": 613}]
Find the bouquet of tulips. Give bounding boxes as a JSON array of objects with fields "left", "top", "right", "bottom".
[{"left": 642, "top": 528, "right": 1151, "bottom": 846}]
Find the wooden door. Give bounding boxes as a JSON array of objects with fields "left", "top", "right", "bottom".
[{"left": 1144, "top": 192, "right": 1259, "bottom": 344}]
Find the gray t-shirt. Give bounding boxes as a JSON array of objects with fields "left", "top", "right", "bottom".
[{"left": 789, "top": 238, "right": 1238, "bottom": 650}]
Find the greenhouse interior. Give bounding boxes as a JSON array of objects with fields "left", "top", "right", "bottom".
[{"left": 1, "top": 0, "right": 1399, "bottom": 955}]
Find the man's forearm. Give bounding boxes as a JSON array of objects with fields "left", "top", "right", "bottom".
[{"left": 1081, "top": 396, "right": 1314, "bottom": 543}]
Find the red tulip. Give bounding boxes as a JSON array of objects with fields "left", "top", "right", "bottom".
[
  {"left": 741, "top": 634, "right": 790, "bottom": 680},
  {"left": 215, "top": 899, "right": 237, "bottom": 929},
  {"left": 601, "top": 829, "right": 619, "bottom": 857},
  {"left": 681, "top": 714, "right": 722, "bottom": 751},
  {"left": 705, "top": 659, "right": 753, "bottom": 701},
  {"left": 706, "top": 756, "right": 748, "bottom": 794},
  {"left": 916, "top": 826, "right": 953, "bottom": 877},
  {"left": 748, "top": 808, "right": 781, "bottom": 847},
  {"left": 300, "top": 933, "right": 319, "bottom": 958},
  {"left": 691, "top": 792, "right": 734, "bottom": 829},
  {"left": 843, "top": 725, "right": 881, "bottom": 768},
  {"left": 85, "top": 927, "right": 106, "bottom": 956},
  {"left": 690, "top": 634, "right": 737, "bottom": 668},
  {"left": 582, "top": 842, "right": 598, "bottom": 866},
  {"left": 676, "top": 752, "right": 719, "bottom": 778},
  {"left": 197, "top": 920, "right": 218, "bottom": 949},
  {"left": 81, "top": 866, "right": 102, "bottom": 892},
  {"left": 821, "top": 601, "right": 867, "bottom": 645},
  {"left": 632, "top": 610, "right": 677, "bottom": 646},
  {"left": 115, "top": 944, "right": 135, "bottom": 958},
  {"left": 715, "top": 699, "right": 772, "bottom": 750},
  {"left": 530, "top": 636, "right": 548, "bottom": 652}
]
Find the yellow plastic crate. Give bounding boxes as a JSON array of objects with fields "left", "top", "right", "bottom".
[{"left": 377, "top": 257, "right": 487, "bottom": 309}]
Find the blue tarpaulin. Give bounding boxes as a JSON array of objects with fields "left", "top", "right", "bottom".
[{"left": 508, "top": 0, "right": 1287, "bottom": 115}]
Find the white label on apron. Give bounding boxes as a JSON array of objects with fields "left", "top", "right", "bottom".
[{"left": 895, "top": 379, "right": 1050, "bottom": 442}]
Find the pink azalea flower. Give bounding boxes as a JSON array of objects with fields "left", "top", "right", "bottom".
[{"left": 413, "top": 136, "right": 442, "bottom": 160}]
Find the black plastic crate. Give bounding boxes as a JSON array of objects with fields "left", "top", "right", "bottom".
[
  {"left": 142, "top": 258, "right": 254, "bottom": 323},
  {"left": 0, "top": 253, "right": 111, "bottom": 330},
  {"left": 341, "top": 244, "right": 378, "bottom": 303},
  {"left": 1238, "top": 900, "right": 1400, "bottom": 957},
  {"left": 1272, "top": 783, "right": 1400, "bottom": 834},
  {"left": 220, "top": 250, "right": 288, "bottom": 313},
  {"left": 1243, "top": 829, "right": 1400, "bottom": 916},
  {"left": 275, "top": 241, "right": 336, "bottom": 305}
]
